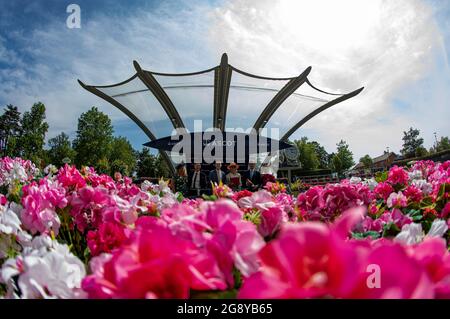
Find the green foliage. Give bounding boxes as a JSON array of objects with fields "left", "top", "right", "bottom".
[
  {"left": 401, "top": 127, "right": 424, "bottom": 158},
  {"left": 375, "top": 171, "right": 388, "bottom": 183},
  {"left": 109, "top": 136, "right": 136, "bottom": 176},
  {"left": 0, "top": 104, "right": 22, "bottom": 156},
  {"left": 331, "top": 140, "right": 355, "bottom": 173},
  {"left": 110, "top": 159, "right": 129, "bottom": 176},
  {"left": 16, "top": 102, "right": 49, "bottom": 165},
  {"left": 309, "top": 141, "right": 330, "bottom": 169},
  {"left": 73, "top": 107, "right": 114, "bottom": 170},
  {"left": 359, "top": 154, "right": 373, "bottom": 169},
  {"left": 136, "top": 147, "right": 170, "bottom": 178},
  {"left": 351, "top": 231, "right": 381, "bottom": 240},
  {"left": 433, "top": 136, "right": 450, "bottom": 153},
  {"left": 47, "top": 132, "right": 76, "bottom": 167},
  {"left": 294, "top": 137, "right": 320, "bottom": 170},
  {"left": 96, "top": 158, "right": 110, "bottom": 175}
]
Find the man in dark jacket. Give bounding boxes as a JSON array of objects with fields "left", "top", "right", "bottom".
[
  {"left": 242, "top": 162, "right": 261, "bottom": 191},
  {"left": 188, "top": 163, "right": 208, "bottom": 197},
  {"left": 208, "top": 161, "right": 226, "bottom": 185}
]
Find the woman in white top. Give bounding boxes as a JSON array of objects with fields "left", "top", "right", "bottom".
[{"left": 225, "top": 162, "right": 242, "bottom": 191}]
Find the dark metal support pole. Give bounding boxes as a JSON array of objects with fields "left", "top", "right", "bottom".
[
  {"left": 77, "top": 80, "right": 176, "bottom": 175},
  {"left": 213, "top": 53, "right": 232, "bottom": 131}
]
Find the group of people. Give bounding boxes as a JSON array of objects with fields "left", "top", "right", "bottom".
[{"left": 173, "top": 161, "right": 262, "bottom": 197}]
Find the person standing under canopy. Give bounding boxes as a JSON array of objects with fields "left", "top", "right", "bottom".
[
  {"left": 243, "top": 162, "right": 261, "bottom": 191},
  {"left": 188, "top": 163, "right": 208, "bottom": 197},
  {"left": 226, "top": 162, "right": 242, "bottom": 191},
  {"left": 209, "top": 161, "right": 226, "bottom": 185},
  {"left": 174, "top": 163, "right": 188, "bottom": 196}
]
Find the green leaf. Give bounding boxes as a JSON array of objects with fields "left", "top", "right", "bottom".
[
  {"left": 382, "top": 222, "right": 401, "bottom": 237},
  {"left": 190, "top": 289, "right": 238, "bottom": 299},
  {"left": 351, "top": 231, "right": 381, "bottom": 240}
]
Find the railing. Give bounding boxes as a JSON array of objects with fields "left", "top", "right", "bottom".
[{"left": 294, "top": 174, "right": 339, "bottom": 186}]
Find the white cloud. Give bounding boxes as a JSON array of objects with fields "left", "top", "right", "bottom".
[{"left": 207, "top": 0, "right": 449, "bottom": 158}]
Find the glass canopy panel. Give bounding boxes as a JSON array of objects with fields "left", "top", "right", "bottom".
[
  {"left": 226, "top": 71, "right": 289, "bottom": 130},
  {"left": 152, "top": 71, "right": 215, "bottom": 132},
  {"left": 264, "top": 86, "right": 331, "bottom": 138},
  {"left": 96, "top": 76, "right": 175, "bottom": 138}
]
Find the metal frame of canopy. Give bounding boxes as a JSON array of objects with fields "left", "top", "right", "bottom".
[{"left": 78, "top": 53, "right": 364, "bottom": 174}]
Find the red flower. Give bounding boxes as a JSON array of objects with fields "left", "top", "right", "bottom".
[
  {"left": 387, "top": 166, "right": 409, "bottom": 186},
  {"left": 231, "top": 190, "right": 253, "bottom": 202},
  {"left": 87, "top": 222, "right": 128, "bottom": 256}
]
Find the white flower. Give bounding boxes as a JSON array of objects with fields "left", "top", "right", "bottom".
[
  {"left": 0, "top": 204, "right": 22, "bottom": 235},
  {"left": 363, "top": 178, "right": 378, "bottom": 190},
  {"left": 1, "top": 237, "right": 87, "bottom": 299},
  {"left": 43, "top": 164, "right": 58, "bottom": 177},
  {"left": 427, "top": 219, "right": 449, "bottom": 238},
  {"left": 412, "top": 179, "right": 433, "bottom": 195},
  {"left": 9, "top": 163, "right": 28, "bottom": 184},
  {"left": 395, "top": 219, "right": 448, "bottom": 245},
  {"left": 350, "top": 177, "right": 362, "bottom": 184},
  {"left": 408, "top": 170, "right": 423, "bottom": 180},
  {"left": 394, "top": 223, "right": 423, "bottom": 245},
  {"left": 140, "top": 180, "right": 153, "bottom": 192}
]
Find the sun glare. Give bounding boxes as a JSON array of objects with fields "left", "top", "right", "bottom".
[{"left": 276, "top": 0, "right": 382, "bottom": 51}]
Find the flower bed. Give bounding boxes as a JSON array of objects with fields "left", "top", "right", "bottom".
[{"left": 0, "top": 157, "right": 449, "bottom": 299}]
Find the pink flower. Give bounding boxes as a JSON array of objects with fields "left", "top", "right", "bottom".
[
  {"left": 82, "top": 221, "right": 228, "bottom": 298},
  {"left": 238, "top": 190, "right": 275, "bottom": 211},
  {"left": 69, "top": 186, "right": 112, "bottom": 232},
  {"left": 264, "top": 181, "right": 286, "bottom": 195},
  {"left": 388, "top": 166, "right": 409, "bottom": 186},
  {"left": 201, "top": 200, "right": 265, "bottom": 278},
  {"left": 20, "top": 179, "right": 67, "bottom": 235},
  {"left": 386, "top": 192, "right": 408, "bottom": 208},
  {"left": 361, "top": 216, "right": 383, "bottom": 233},
  {"left": 374, "top": 182, "right": 394, "bottom": 200},
  {"left": 231, "top": 189, "right": 253, "bottom": 202},
  {"left": 57, "top": 164, "right": 86, "bottom": 189},
  {"left": 82, "top": 224, "right": 193, "bottom": 298},
  {"left": 239, "top": 207, "right": 435, "bottom": 299},
  {"left": 409, "top": 237, "right": 450, "bottom": 299},
  {"left": 0, "top": 194, "right": 6, "bottom": 206},
  {"left": 346, "top": 241, "right": 433, "bottom": 299},
  {"left": 379, "top": 209, "right": 412, "bottom": 229},
  {"left": 239, "top": 210, "right": 364, "bottom": 299},
  {"left": 258, "top": 206, "right": 283, "bottom": 238},
  {"left": 297, "top": 184, "right": 371, "bottom": 222},
  {"left": 87, "top": 222, "right": 128, "bottom": 256},
  {"left": 441, "top": 202, "right": 450, "bottom": 219},
  {"left": 403, "top": 185, "right": 423, "bottom": 203}
]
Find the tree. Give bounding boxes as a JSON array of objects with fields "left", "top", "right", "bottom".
[
  {"left": 294, "top": 137, "right": 320, "bottom": 170},
  {"left": 359, "top": 154, "right": 373, "bottom": 169},
  {"left": 310, "top": 141, "right": 330, "bottom": 169},
  {"left": 136, "top": 148, "right": 170, "bottom": 178},
  {"left": 73, "top": 107, "right": 113, "bottom": 169},
  {"left": 17, "top": 102, "right": 49, "bottom": 165},
  {"left": 136, "top": 148, "right": 157, "bottom": 178},
  {"left": 401, "top": 127, "right": 424, "bottom": 158},
  {"left": 155, "top": 154, "right": 171, "bottom": 178},
  {"left": 332, "top": 140, "right": 355, "bottom": 173},
  {"left": 331, "top": 153, "right": 343, "bottom": 173},
  {"left": 435, "top": 136, "right": 450, "bottom": 153},
  {"left": 0, "top": 105, "right": 22, "bottom": 156},
  {"left": 47, "top": 132, "right": 76, "bottom": 167},
  {"left": 109, "top": 136, "right": 136, "bottom": 176}
]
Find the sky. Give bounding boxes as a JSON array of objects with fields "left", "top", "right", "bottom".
[{"left": 0, "top": 0, "right": 449, "bottom": 161}]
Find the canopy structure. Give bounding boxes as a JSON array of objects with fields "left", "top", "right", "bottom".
[{"left": 78, "top": 53, "right": 363, "bottom": 174}]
